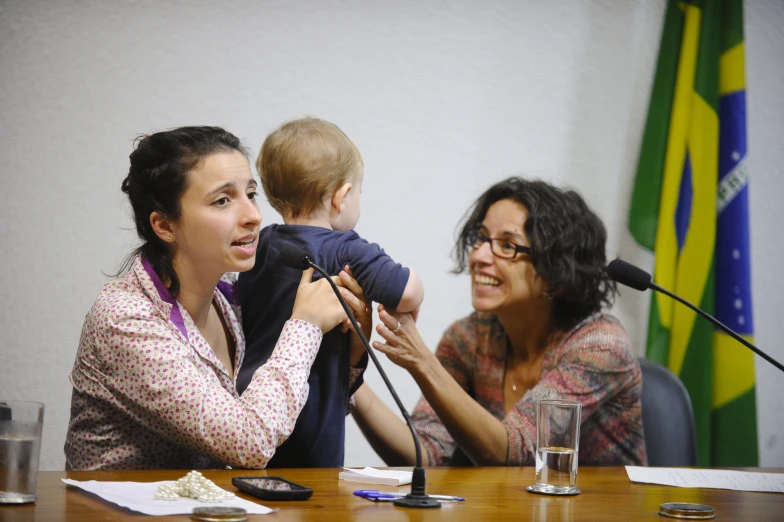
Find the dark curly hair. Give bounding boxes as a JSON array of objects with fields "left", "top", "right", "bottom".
[
  {"left": 118, "top": 126, "right": 248, "bottom": 297},
  {"left": 453, "top": 177, "right": 617, "bottom": 331}
]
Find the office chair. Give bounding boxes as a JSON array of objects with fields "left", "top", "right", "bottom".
[{"left": 639, "top": 358, "right": 699, "bottom": 466}]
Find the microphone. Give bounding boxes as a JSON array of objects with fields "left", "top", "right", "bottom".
[
  {"left": 279, "top": 245, "right": 441, "bottom": 509},
  {"left": 606, "top": 258, "right": 784, "bottom": 373},
  {"left": 605, "top": 258, "right": 652, "bottom": 291}
]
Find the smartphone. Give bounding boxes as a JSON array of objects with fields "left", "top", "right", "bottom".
[{"left": 231, "top": 476, "right": 314, "bottom": 501}]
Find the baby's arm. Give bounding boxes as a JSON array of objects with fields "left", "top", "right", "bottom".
[
  {"left": 397, "top": 269, "right": 424, "bottom": 317},
  {"left": 341, "top": 235, "right": 424, "bottom": 317}
]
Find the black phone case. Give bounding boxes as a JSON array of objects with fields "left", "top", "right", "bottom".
[{"left": 232, "top": 476, "right": 314, "bottom": 501}]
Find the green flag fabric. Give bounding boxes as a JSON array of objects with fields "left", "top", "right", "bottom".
[{"left": 628, "top": 0, "right": 757, "bottom": 466}]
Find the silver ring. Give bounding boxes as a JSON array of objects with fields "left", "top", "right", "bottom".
[{"left": 392, "top": 321, "right": 402, "bottom": 333}]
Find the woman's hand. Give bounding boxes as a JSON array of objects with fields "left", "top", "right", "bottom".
[
  {"left": 338, "top": 266, "right": 372, "bottom": 338},
  {"left": 290, "top": 268, "right": 348, "bottom": 333},
  {"left": 338, "top": 265, "right": 372, "bottom": 366},
  {"left": 372, "top": 304, "right": 435, "bottom": 375}
]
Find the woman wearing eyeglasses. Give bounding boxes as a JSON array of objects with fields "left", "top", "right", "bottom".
[{"left": 350, "top": 177, "right": 647, "bottom": 466}]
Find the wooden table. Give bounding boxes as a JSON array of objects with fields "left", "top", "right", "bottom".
[{"left": 1, "top": 467, "right": 782, "bottom": 521}]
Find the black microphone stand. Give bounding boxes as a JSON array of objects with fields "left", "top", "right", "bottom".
[{"left": 305, "top": 256, "right": 441, "bottom": 509}]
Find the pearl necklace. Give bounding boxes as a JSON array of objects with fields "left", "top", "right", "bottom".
[{"left": 155, "top": 470, "right": 236, "bottom": 503}]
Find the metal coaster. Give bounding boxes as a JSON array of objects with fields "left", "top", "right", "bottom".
[
  {"left": 191, "top": 506, "right": 248, "bottom": 522},
  {"left": 0, "top": 492, "right": 37, "bottom": 504},
  {"left": 526, "top": 484, "right": 581, "bottom": 496},
  {"left": 658, "top": 502, "right": 715, "bottom": 520}
]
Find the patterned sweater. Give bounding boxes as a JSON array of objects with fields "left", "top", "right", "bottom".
[
  {"left": 65, "top": 256, "right": 324, "bottom": 470},
  {"left": 411, "top": 312, "right": 647, "bottom": 466}
]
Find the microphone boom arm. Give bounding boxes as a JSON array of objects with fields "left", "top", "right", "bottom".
[
  {"left": 305, "top": 257, "right": 439, "bottom": 508},
  {"left": 306, "top": 258, "right": 424, "bottom": 466},
  {"left": 651, "top": 282, "right": 784, "bottom": 373}
]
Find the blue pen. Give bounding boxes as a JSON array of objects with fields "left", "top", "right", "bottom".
[{"left": 353, "top": 489, "right": 465, "bottom": 502}]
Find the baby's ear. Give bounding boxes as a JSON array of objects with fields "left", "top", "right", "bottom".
[{"left": 330, "top": 182, "right": 353, "bottom": 212}]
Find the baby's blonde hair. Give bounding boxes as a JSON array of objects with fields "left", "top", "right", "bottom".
[{"left": 257, "top": 117, "right": 363, "bottom": 218}]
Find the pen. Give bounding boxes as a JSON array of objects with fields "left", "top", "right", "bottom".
[
  {"left": 353, "top": 490, "right": 465, "bottom": 502},
  {"left": 420, "top": 494, "right": 465, "bottom": 501}
]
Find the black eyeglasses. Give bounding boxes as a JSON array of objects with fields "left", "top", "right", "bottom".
[{"left": 468, "top": 229, "right": 532, "bottom": 259}]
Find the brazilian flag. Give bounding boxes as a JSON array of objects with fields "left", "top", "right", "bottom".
[{"left": 628, "top": 0, "right": 757, "bottom": 466}]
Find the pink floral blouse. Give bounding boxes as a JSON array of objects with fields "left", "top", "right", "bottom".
[{"left": 65, "top": 256, "right": 323, "bottom": 470}]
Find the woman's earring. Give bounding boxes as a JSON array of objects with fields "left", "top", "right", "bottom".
[
  {"left": 167, "top": 234, "right": 174, "bottom": 242},
  {"left": 543, "top": 290, "right": 554, "bottom": 301}
]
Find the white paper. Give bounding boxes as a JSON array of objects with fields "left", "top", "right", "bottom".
[
  {"left": 338, "top": 467, "right": 412, "bottom": 486},
  {"left": 62, "top": 479, "right": 275, "bottom": 516},
  {"left": 625, "top": 466, "right": 784, "bottom": 493}
]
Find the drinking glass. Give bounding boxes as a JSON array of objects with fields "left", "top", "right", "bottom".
[
  {"left": 0, "top": 401, "right": 44, "bottom": 504},
  {"left": 527, "top": 399, "right": 581, "bottom": 496}
]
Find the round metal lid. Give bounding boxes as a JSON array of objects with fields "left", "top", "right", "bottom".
[
  {"left": 191, "top": 506, "right": 248, "bottom": 522},
  {"left": 659, "top": 502, "right": 716, "bottom": 520}
]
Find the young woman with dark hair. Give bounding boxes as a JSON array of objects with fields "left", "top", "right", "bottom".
[
  {"left": 350, "top": 177, "right": 647, "bottom": 467},
  {"left": 64, "top": 126, "right": 365, "bottom": 470}
]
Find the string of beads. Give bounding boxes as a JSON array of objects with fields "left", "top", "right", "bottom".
[{"left": 155, "top": 470, "right": 237, "bottom": 503}]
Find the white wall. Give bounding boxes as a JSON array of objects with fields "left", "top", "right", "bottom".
[{"left": 1, "top": 0, "right": 781, "bottom": 471}]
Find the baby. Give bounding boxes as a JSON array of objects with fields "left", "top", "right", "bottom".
[{"left": 237, "top": 117, "right": 423, "bottom": 467}]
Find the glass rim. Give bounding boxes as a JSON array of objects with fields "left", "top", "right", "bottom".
[
  {"left": 537, "top": 399, "right": 581, "bottom": 408},
  {"left": 0, "top": 400, "right": 45, "bottom": 409}
]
